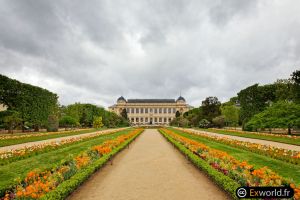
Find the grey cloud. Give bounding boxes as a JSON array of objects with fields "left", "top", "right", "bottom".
[{"left": 0, "top": 0, "right": 299, "bottom": 107}]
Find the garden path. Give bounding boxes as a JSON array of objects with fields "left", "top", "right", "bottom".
[
  {"left": 68, "top": 129, "right": 228, "bottom": 200},
  {"left": 182, "top": 128, "right": 300, "bottom": 151}
]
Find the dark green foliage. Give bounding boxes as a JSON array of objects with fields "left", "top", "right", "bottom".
[
  {"left": 245, "top": 101, "right": 300, "bottom": 134},
  {"left": 237, "top": 84, "right": 276, "bottom": 127},
  {"left": 0, "top": 110, "right": 22, "bottom": 133},
  {"left": 175, "top": 110, "right": 181, "bottom": 118},
  {"left": 59, "top": 115, "right": 79, "bottom": 128},
  {"left": 0, "top": 74, "right": 58, "bottom": 131},
  {"left": 61, "top": 103, "right": 129, "bottom": 128},
  {"left": 170, "top": 116, "right": 189, "bottom": 127},
  {"left": 183, "top": 108, "right": 202, "bottom": 127},
  {"left": 201, "top": 97, "right": 221, "bottom": 121},
  {"left": 291, "top": 70, "right": 300, "bottom": 103},
  {"left": 120, "top": 108, "right": 128, "bottom": 120},
  {"left": 212, "top": 115, "right": 225, "bottom": 128},
  {"left": 62, "top": 103, "right": 105, "bottom": 127}
]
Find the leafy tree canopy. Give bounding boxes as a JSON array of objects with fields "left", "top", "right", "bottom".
[{"left": 245, "top": 101, "right": 300, "bottom": 134}]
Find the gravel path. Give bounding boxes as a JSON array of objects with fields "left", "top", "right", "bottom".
[
  {"left": 180, "top": 128, "right": 300, "bottom": 151},
  {"left": 68, "top": 129, "right": 228, "bottom": 200},
  {"left": 0, "top": 128, "right": 127, "bottom": 152}
]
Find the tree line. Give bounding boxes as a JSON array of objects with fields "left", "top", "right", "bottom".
[
  {"left": 171, "top": 70, "right": 300, "bottom": 134},
  {"left": 0, "top": 74, "right": 129, "bottom": 133}
]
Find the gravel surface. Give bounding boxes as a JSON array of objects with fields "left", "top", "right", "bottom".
[{"left": 68, "top": 129, "right": 228, "bottom": 200}]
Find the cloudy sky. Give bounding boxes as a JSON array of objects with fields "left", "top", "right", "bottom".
[{"left": 0, "top": 0, "right": 299, "bottom": 108}]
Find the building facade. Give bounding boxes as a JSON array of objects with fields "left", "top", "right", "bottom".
[{"left": 108, "top": 96, "right": 192, "bottom": 125}]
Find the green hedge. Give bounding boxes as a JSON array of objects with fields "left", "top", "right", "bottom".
[
  {"left": 159, "top": 129, "right": 240, "bottom": 200},
  {"left": 40, "top": 130, "right": 142, "bottom": 200}
]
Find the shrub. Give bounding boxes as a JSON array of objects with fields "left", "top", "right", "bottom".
[
  {"left": 93, "top": 116, "right": 104, "bottom": 128},
  {"left": 199, "top": 119, "right": 210, "bottom": 128}
]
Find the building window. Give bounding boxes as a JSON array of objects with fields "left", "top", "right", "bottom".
[
  {"left": 131, "top": 108, "right": 135, "bottom": 113},
  {"left": 131, "top": 118, "right": 134, "bottom": 122},
  {"left": 169, "top": 118, "right": 171, "bottom": 122},
  {"left": 164, "top": 108, "right": 167, "bottom": 113},
  {"left": 145, "top": 108, "right": 148, "bottom": 113},
  {"left": 168, "top": 108, "right": 171, "bottom": 113},
  {"left": 154, "top": 108, "right": 157, "bottom": 113},
  {"left": 136, "top": 108, "right": 139, "bottom": 113},
  {"left": 141, "top": 108, "right": 144, "bottom": 113},
  {"left": 154, "top": 118, "right": 157, "bottom": 122},
  {"left": 149, "top": 108, "right": 152, "bottom": 113},
  {"left": 136, "top": 118, "right": 139, "bottom": 122},
  {"left": 164, "top": 118, "right": 167, "bottom": 122},
  {"left": 126, "top": 108, "right": 130, "bottom": 113},
  {"left": 145, "top": 117, "right": 148, "bottom": 122},
  {"left": 141, "top": 118, "right": 144, "bottom": 122},
  {"left": 173, "top": 108, "right": 176, "bottom": 113},
  {"left": 159, "top": 117, "right": 162, "bottom": 122},
  {"left": 159, "top": 108, "right": 162, "bottom": 113}
]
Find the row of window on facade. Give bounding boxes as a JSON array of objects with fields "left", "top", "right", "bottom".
[
  {"left": 130, "top": 117, "right": 172, "bottom": 123},
  {"left": 126, "top": 107, "right": 176, "bottom": 114}
]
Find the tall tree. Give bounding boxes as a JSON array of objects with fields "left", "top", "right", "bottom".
[
  {"left": 237, "top": 84, "right": 276, "bottom": 127},
  {"left": 0, "top": 74, "right": 58, "bottom": 131},
  {"left": 245, "top": 101, "right": 300, "bottom": 134},
  {"left": 201, "top": 97, "right": 221, "bottom": 121},
  {"left": 120, "top": 108, "right": 128, "bottom": 120},
  {"left": 221, "top": 104, "right": 240, "bottom": 127},
  {"left": 291, "top": 70, "right": 300, "bottom": 103}
]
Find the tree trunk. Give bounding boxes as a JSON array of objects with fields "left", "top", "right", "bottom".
[
  {"left": 8, "top": 123, "right": 13, "bottom": 134},
  {"left": 288, "top": 127, "right": 292, "bottom": 135},
  {"left": 22, "top": 121, "right": 25, "bottom": 133},
  {"left": 34, "top": 125, "right": 39, "bottom": 132}
]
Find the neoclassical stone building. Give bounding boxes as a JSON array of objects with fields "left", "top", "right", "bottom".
[{"left": 108, "top": 96, "right": 192, "bottom": 125}]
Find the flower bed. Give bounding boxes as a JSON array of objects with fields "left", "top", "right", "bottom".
[
  {"left": 0, "top": 128, "right": 127, "bottom": 165},
  {"left": 0, "top": 129, "right": 94, "bottom": 140},
  {"left": 176, "top": 128, "right": 300, "bottom": 165},
  {"left": 1, "top": 128, "right": 143, "bottom": 200},
  {"left": 209, "top": 128, "right": 300, "bottom": 139},
  {"left": 159, "top": 128, "right": 300, "bottom": 200}
]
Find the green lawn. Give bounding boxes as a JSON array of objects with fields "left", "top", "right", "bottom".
[
  {"left": 0, "top": 129, "right": 132, "bottom": 194},
  {"left": 0, "top": 128, "right": 107, "bottom": 147},
  {"left": 171, "top": 128, "right": 300, "bottom": 184},
  {"left": 195, "top": 128, "right": 300, "bottom": 146}
]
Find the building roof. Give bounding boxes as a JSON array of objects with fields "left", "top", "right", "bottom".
[
  {"left": 176, "top": 96, "right": 186, "bottom": 102},
  {"left": 127, "top": 99, "right": 176, "bottom": 103},
  {"left": 117, "top": 96, "right": 126, "bottom": 102}
]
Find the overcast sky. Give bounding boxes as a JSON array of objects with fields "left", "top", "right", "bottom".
[{"left": 0, "top": 0, "right": 299, "bottom": 108}]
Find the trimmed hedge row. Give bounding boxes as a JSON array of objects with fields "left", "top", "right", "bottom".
[
  {"left": 40, "top": 130, "right": 142, "bottom": 200},
  {"left": 159, "top": 129, "right": 240, "bottom": 200}
]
